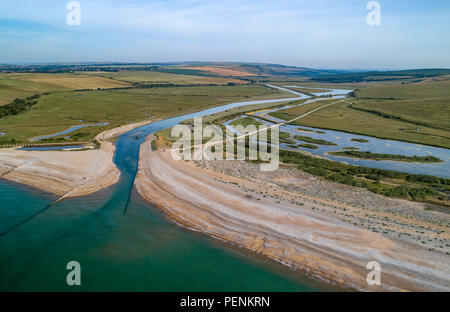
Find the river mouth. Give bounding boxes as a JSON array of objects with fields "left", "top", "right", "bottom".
[
  {"left": 0, "top": 86, "right": 339, "bottom": 291},
  {"left": 2, "top": 83, "right": 445, "bottom": 291}
]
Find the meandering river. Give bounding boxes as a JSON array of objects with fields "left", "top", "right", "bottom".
[{"left": 235, "top": 86, "right": 450, "bottom": 178}]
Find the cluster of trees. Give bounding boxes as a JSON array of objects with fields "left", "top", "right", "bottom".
[
  {"left": 279, "top": 150, "right": 449, "bottom": 203},
  {"left": 0, "top": 94, "right": 40, "bottom": 119}
]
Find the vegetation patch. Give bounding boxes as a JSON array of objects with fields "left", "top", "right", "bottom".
[
  {"left": 294, "top": 135, "right": 337, "bottom": 146},
  {"left": 342, "top": 147, "right": 359, "bottom": 150},
  {"left": 229, "top": 116, "right": 262, "bottom": 128},
  {"left": 311, "top": 69, "right": 450, "bottom": 83},
  {"left": 229, "top": 117, "right": 294, "bottom": 143},
  {"left": 87, "top": 70, "right": 245, "bottom": 85},
  {"left": 0, "top": 94, "right": 40, "bottom": 119},
  {"left": 0, "top": 84, "right": 281, "bottom": 144},
  {"left": 183, "top": 66, "right": 257, "bottom": 77},
  {"left": 279, "top": 149, "right": 449, "bottom": 206},
  {"left": 296, "top": 127, "right": 314, "bottom": 132},
  {"left": 151, "top": 140, "right": 157, "bottom": 151},
  {"left": 279, "top": 132, "right": 296, "bottom": 144},
  {"left": 351, "top": 138, "right": 369, "bottom": 143},
  {"left": 298, "top": 144, "right": 319, "bottom": 149}
]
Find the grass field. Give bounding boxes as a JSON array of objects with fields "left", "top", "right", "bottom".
[
  {"left": 269, "top": 99, "right": 337, "bottom": 120},
  {"left": 270, "top": 80, "right": 450, "bottom": 149},
  {"left": 183, "top": 66, "right": 257, "bottom": 77},
  {"left": 0, "top": 84, "right": 288, "bottom": 143},
  {"left": 351, "top": 78, "right": 450, "bottom": 131},
  {"left": 0, "top": 73, "right": 131, "bottom": 105},
  {"left": 355, "top": 78, "right": 450, "bottom": 99},
  {"left": 293, "top": 135, "right": 337, "bottom": 146},
  {"left": 271, "top": 100, "right": 450, "bottom": 148},
  {"left": 85, "top": 70, "right": 245, "bottom": 85},
  {"left": 352, "top": 98, "right": 450, "bottom": 131}
]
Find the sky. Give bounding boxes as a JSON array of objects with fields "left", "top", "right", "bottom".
[{"left": 0, "top": 0, "right": 449, "bottom": 69}]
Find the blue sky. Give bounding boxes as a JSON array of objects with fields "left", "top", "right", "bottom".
[{"left": 0, "top": 0, "right": 449, "bottom": 69}]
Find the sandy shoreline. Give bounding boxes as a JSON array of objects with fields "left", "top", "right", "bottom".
[
  {"left": 0, "top": 119, "right": 155, "bottom": 198},
  {"left": 135, "top": 136, "right": 450, "bottom": 291}
]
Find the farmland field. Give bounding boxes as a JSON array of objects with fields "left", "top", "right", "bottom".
[
  {"left": 352, "top": 78, "right": 450, "bottom": 131},
  {"left": 84, "top": 70, "right": 246, "bottom": 85},
  {"left": 183, "top": 66, "right": 258, "bottom": 77},
  {"left": 355, "top": 77, "right": 450, "bottom": 99}
]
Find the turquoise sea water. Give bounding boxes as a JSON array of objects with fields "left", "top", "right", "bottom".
[{"left": 0, "top": 179, "right": 331, "bottom": 291}]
